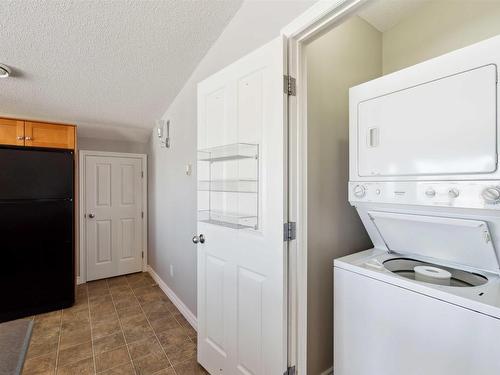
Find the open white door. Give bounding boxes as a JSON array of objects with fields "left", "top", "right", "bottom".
[{"left": 197, "top": 37, "right": 288, "bottom": 375}]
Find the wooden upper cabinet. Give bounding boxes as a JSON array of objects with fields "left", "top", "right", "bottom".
[
  {"left": 24, "top": 121, "right": 76, "bottom": 150},
  {"left": 0, "top": 118, "right": 25, "bottom": 146}
]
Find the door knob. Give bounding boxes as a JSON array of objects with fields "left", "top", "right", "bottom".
[
  {"left": 25, "top": 136, "right": 32, "bottom": 141},
  {"left": 88, "top": 213, "right": 95, "bottom": 218},
  {"left": 16, "top": 136, "right": 24, "bottom": 140},
  {"left": 192, "top": 234, "right": 205, "bottom": 244}
]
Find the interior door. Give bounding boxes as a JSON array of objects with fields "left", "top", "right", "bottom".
[
  {"left": 85, "top": 154, "right": 144, "bottom": 281},
  {"left": 0, "top": 118, "right": 24, "bottom": 146},
  {"left": 197, "top": 37, "right": 288, "bottom": 375}
]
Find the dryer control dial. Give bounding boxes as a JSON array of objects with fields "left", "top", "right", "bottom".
[
  {"left": 482, "top": 186, "right": 500, "bottom": 204},
  {"left": 353, "top": 185, "right": 366, "bottom": 198},
  {"left": 448, "top": 188, "right": 460, "bottom": 198},
  {"left": 425, "top": 188, "right": 436, "bottom": 197}
]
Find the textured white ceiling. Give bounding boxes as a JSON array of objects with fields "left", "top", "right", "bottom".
[
  {"left": 358, "top": 0, "right": 431, "bottom": 32},
  {"left": 0, "top": 0, "right": 242, "bottom": 141}
]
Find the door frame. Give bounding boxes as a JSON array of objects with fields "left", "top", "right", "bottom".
[
  {"left": 281, "top": 0, "right": 370, "bottom": 373},
  {"left": 78, "top": 150, "right": 148, "bottom": 284}
]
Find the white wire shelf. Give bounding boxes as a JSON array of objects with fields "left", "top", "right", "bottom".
[
  {"left": 198, "top": 143, "right": 258, "bottom": 163},
  {"left": 198, "top": 210, "right": 258, "bottom": 230},
  {"left": 198, "top": 179, "right": 258, "bottom": 193}
]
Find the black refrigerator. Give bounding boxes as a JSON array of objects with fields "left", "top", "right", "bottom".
[{"left": 0, "top": 146, "right": 75, "bottom": 322}]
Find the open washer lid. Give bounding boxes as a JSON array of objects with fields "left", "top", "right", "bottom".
[{"left": 367, "top": 211, "right": 500, "bottom": 273}]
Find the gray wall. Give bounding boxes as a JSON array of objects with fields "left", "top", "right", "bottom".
[
  {"left": 148, "top": 0, "right": 316, "bottom": 314},
  {"left": 305, "top": 16, "right": 381, "bottom": 375}
]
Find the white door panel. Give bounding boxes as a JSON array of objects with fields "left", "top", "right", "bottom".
[
  {"left": 197, "top": 37, "right": 287, "bottom": 375},
  {"left": 357, "top": 64, "right": 497, "bottom": 177},
  {"left": 85, "top": 155, "right": 143, "bottom": 281}
]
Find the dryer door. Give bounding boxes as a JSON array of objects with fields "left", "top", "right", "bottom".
[{"left": 357, "top": 64, "right": 497, "bottom": 177}]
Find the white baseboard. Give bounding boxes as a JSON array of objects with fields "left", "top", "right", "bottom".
[
  {"left": 320, "top": 367, "right": 333, "bottom": 375},
  {"left": 147, "top": 265, "right": 197, "bottom": 331},
  {"left": 76, "top": 276, "right": 83, "bottom": 285}
]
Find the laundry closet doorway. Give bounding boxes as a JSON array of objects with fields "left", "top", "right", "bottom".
[{"left": 79, "top": 151, "right": 147, "bottom": 283}]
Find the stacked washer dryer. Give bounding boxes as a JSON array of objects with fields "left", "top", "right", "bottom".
[{"left": 334, "top": 35, "right": 500, "bottom": 375}]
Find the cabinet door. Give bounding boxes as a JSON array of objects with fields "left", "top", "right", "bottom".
[
  {"left": 25, "top": 121, "right": 75, "bottom": 149},
  {"left": 0, "top": 118, "right": 24, "bottom": 146}
]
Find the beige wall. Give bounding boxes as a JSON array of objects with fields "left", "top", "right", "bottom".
[
  {"left": 305, "top": 16, "right": 380, "bottom": 375},
  {"left": 383, "top": 0, "right": 500, "bottom": 74}
]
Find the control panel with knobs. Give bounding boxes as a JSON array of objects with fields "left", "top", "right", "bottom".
[
  {"left": 482, "top": 186, "right": 500, "bottom": 204},
  {"left": 425, "top": 189, "right": 436, "bottom": 197},
  {"left": 353, "top": 185, "right": 366, "bottom": 198}
]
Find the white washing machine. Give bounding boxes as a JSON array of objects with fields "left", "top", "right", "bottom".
[{"left": 335, "top": 34, "right": 500, "bottom": 375}]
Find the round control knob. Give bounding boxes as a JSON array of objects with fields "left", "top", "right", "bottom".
[
  {"left": 448, "top": 188, "right": 460, "bottom": 198},
  {"left": 425, "top": 189, "right": 436, "bottom": 197},
  {"left": 482, "top": 186, "right": 500, "bottom": 204},
  {"left": 353, "top": 185, "right": 366, "bottom": 198}
]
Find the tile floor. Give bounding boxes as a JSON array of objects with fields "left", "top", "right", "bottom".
[{"left": 23, "top": 272, "right": 208, "bottom": 375}]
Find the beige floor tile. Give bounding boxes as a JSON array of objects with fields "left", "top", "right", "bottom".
[
  {"left": 127, "top": 335, "right": 162, "bottom": 360},
  {"left": 117, "top": 305, "right": 143, "bottom": 320},
  {"left": 90, "top": 295, "right": 113, "bottom": 306},
  {"left": 61, "top": 319, "right": 90, "bottom": 333},
  {"left": 133, "top": 351, "right": 170, "bottom": 375},
  {"left": 100, "top": 362, "right": 136, "bottom": 375},
  {"left": 90, "top": 301, "right": 115, "bottom": 314},
  {"left": 152, "top": 368, "right": 176, "bottom": 375},
  {"left": 120, "top": 313, "right": 148, "bottom": 329},
  {"left": 91, "top": 310, "right": 119, "bottom": 324},
  {"left": 22, "top": 351, "right": 57, "bottom": 375},
  {"left": 164, "top": 339, "right": 196, "bottom": 366},
  {"left": 93, "top": 332, "right": 126, "bottom": 355},
  {"left": 92, "top": 319, "right": 122, "bottom": 339},
  {"left": 173, "top": 357, "right": 209, "bottom": 375},
  {"left": 149, "top": 316, "right": 181, "bottom": 334},
  {"left": 113, "top": 296, "right": 140, "bottom": 311},
  {"left": 95, "top": 346, "right": 130, "bottom": 373},
  {"left": 26, "top": 340, "right": 59, "bottom": 359},
  {"left": 107, "top": 276, "right": 129, "bottom": 288},
  {"left": 58, "top": 341, "right": 93, "bottom": 367},
  {"left": 141, "top": 301, "right": 170, "bottom": 318},
  {"left": 59, "top": 327, "right": 92, "bottom": 349},
  {"left": 156, "top": 327, "right": 189, "bottom": 352},
  {"left": 122, "top": 322, "right": 155, "bottom": 344},
  {"left": 57, "top": 357, "right": 94, "bottom": 375}
]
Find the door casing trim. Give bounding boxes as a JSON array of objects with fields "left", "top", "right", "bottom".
[
  {"left": 78, "top": 150, "right": 148, "bottom": 284},
  {"left": 281, "top": 0, "right": 370, "bottom": 373}
]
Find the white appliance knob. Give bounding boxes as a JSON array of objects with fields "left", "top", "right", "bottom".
[
  {"left": 353, "top": 185, "right": 366, "bottom": 198},
  {"left": 448, "top": 188, "right": 460, "bottom": 198},
  {"left": 482, "top": 186, "right": 500, "bottom": 203},
  {"left": 425, "top": 189, "right": 436, "bottom": 197}
]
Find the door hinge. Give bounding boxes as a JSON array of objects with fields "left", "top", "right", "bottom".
[
  {"left": 284, "top": 222, "right": 296, "bottom": 241},
  {"left": 141, "top": 251, "right": 144, "bottom": 259},
  {"left": 141, "top": 171, "right": 144, "bottom": 178},
  {"left": 141, "top": 211, "right": 144, "bottom": 219},
  {"left": 284, "top": 75, "right": 296, "bottom": 96},
  {"left": 284, "top": 366, "right": 296, "bottom": 375}
]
